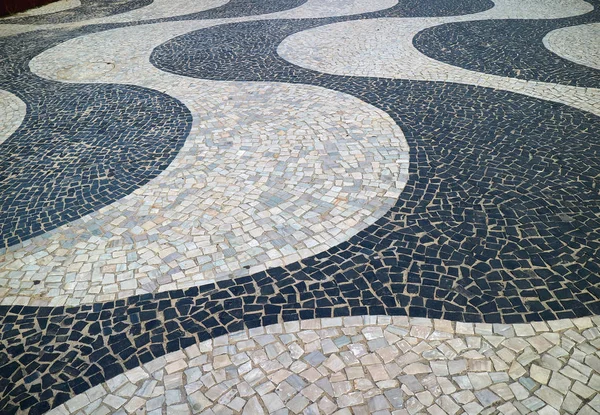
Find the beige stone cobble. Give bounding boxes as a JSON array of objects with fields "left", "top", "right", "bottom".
[{"left": 48, "top": 316, "right": 600, "bottom": 415}]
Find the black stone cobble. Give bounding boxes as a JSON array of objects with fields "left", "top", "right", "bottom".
[
  {"left": 1, "top": 0, "right": 599, "bottom": 413},
  {"left": 150, "top": 16, "right": 600, "bottom": 323},
  {"left": 413, "top": 6, "right": 600, "bottom": 88},
  {"left": 0, "top": 26, "right": 192, "bottom": 250}
]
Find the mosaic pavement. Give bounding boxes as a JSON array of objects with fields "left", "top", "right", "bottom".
[{"left": 0, "top": 0, "right": 599, "bottom": 413}]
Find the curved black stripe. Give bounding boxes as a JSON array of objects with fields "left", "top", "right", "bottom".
[
  {"left": 0, "top": 0, "right": 597, "bottom": 413},
  {"left": 0, "top": 27, "right": 192, "bottom": 249},
  {"left": 413, "top": 3, "right": 600, "bottom": 87},
  {"left": 151, "top": 19, "right": 600, "bottom": 322},
  {"left": 121, "top": 0, "right": 494, "bottom": 25},
  {"left": 144, "top": 0, "right": 308, "bottom": 23},
  {"left": 365, "top": 0, "right": 494, "bottom": 17}
]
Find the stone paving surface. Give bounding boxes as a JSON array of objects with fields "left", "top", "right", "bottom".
[
  {"left": 0, "top": 0, "right": 599, "bottom": 413},
  {"left": 0, "top": 80, "right": 408, "bottom": 305},
  {"left": 49, "top": 316, "right": 600, "bottom": 415},
  {"left": 0, "top": 89, "right": 25, "bottom": 146},
  {"left": 543, "top": 23, "right": 600, "bottom": 71}
]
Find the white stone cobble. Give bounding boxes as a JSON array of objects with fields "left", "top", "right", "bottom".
[{"left": 48, "top": 316, "right": 600, "bottom": 415}]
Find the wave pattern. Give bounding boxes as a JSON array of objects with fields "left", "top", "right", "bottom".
[
  {"left": 152, "top": 17, "right": 600, "bottom": 311},
  {"left": 0, "top": 0, "right": 599, "bottom": 413},
  {"left": 0, "top": 28, "right": 192, "bottom": 249},
  {"left": 413, "top": 3, "right": 600, "bottom": 87}
]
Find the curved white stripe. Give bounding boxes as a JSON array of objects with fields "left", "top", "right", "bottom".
[
  {"left": 479, "top": 0, "right": 593, "bottom": 19},
  {"left": 0, "top": 0, "right": 398, "bottom": 38},
  {"left": 277, "top": 16, "right": 600, "bottom": 117},
  {"left": 0, "top": 19, "right": 409, "bottom": 307},
  {"left": 47, "top": 315, "right": 600, "bottom": 415},
  {"left": 543, "top": 23, "right": 600, "bottom": 71},
  {"left": 0, "top": 89, "right": 26, "bottom": 145},
  {"left": 0, "top": 0, "right": 229, "bottom": 24},
  {"left": 0, "top": 0, "right": 230, "bottom": 38},
  {"left": 273, "top": 0, "right": 397, "bottom": 19},
  {"left": 81, "top": 0, "right": 230, "bottom": 25}
]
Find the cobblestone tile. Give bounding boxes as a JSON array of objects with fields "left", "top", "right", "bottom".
[
  {"left": 47, "top": 316, "right": 600, "bottom": 415},
  {"left": 1, "top": 0, "right": 600, "bottom": 413}
]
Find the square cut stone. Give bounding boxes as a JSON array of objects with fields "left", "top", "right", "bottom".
[
  {"left": 452, "top": 390, "right": 476, "bottom": 405},
  {"left": 572, "top": 381, "right": 595, "bottom": 399},
  {"left": 490, "top": 383, "right": 513, "bottom": 401},
  {"left": 287, "top": 394, "right": 309, "bottom": 413},
  {"left": 362, "top": 327, "right": 384, "bottom": 340},
  {"left": 456, "top": 323, "right": 474, "bottom": 335},
  {"left": 368, "top": 395, "right": 391, "bottom": 412},
  {"left": 187, "top": 391, "right": 211, "bottom": 412},
  {"left": 548, "top": 372, "right": 571, "bottom": 391},
  {"left": 523, "top": 396, "right": 545, "bottom": 411},
  {"left": 530, "top": 364, "right": 551, "bottom": 385},
  {"left": 242, "top": 396, "right": 264, "bottom": 415},
  {"left": 474, "top": 389, "right": 501, "bottom": 407},
  {"left": 304, "top": 351, "right": 327, "bottom": 367},
  {"left": 403, "top": 363, "right": 431, "bottom": 375},
  {"left": 527, "top": 336, "right": 553, "bottom": 353},
  {"left": 213, "top": 355, "right": 232, "bottom": 369},
  {"left": 416, "top": 391, "right": 434, "bottom": 406},
  {"left": 562, "top": 392, "right": 583, "bottom": 414},
  {"left": 398, "top": 375, "right": 424, "bottom": 393},
  {"left": 338, "top": 392, "right": 364, "bottom": 407},
  {"left": 463, "top": 402, "right": 484, "bottom": 415},
  {"left": 334, "top": 336, "right": 351, "bottom": 348},
  {"left": 437, "top": 395, "right": 460, "bottom": 415},
  {"left": 497, "top": 402, "right": 519, "bottom": 415},
  {"left": 453, "top": 376, "right": 472, "bottom": 390},
  {"left": 301, "top": 384, "right": 324, "bottom": 402},
  {"left": 384, "top": 388, "right": 404, "bottom": 408},
  {"left": 519, "top": 377, "right": 537, "bottom": 391},
  {"left": 468, "top": 373, "right": 492, "bottom": 390},
  {"left": 318, "top": 396, "right": 337, "bottom": 415},
  {"left": 437, "top": 377, "right": 456, "bottom": 395},
  {"left": 448, "top": 359, "right": 467, "bottom": 375},
  {"left": 323, "top": 354, "right": 345, "bottom": 372},
  {"left": 262, "top": 393, "right": 285, "bottom": 413},
  {"left": 508, "top": 382, "right": 529, "bottom": 401},
  {"left": 430, "top": 361, "right": 449, "bottom": 376},
  {"left": 367, "top": 364, "right": 390, "bottom": 381},
  {"left": 514, "top": 324, "right": 535, "bottom": 337},
  {"left": 65, "top": 394, "right": 90, "bottom": 412},
  {"left": 489, "top": 372, "right": 509, "bottom": 384},
  {"left": 315, "top": 378, "right": 334, "bottom": 397},
  {"left": 346, "top": 366, "right": 365, "bottom": 380},
  {"left": 508, "top": 361, "right": 526, "bottom": 380},
  {"left": 332, "top": 381, "right": 352, "bottom": 397},
  {"left": 535, "top": 386, "right": 564, "bottom": 409}
]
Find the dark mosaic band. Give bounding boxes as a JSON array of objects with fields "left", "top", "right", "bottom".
[
  {"left": 144, "top": 0, "right": 308, "bottom": 23},
  {"left": 0, "top": 0, "right": 599, "bottom": 413},
  {"left": 0, "top": 0, "right": 497, "bottom": 251},
  {"left": 0, "top": 28, "right": 192, "bottom": 249},
  {"left": 413, "top": 5, "right": 600, "bottom": 88},
  {"left": 141, "top": 0, "right": 494, "bottom": 25},
  {"left": 151, "top": 17, "right": 600, "bottom": 320}
]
